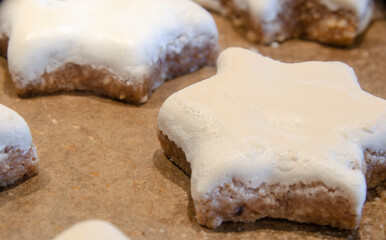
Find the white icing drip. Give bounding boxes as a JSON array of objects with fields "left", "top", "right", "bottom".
[
  {"left": 0, "top": 104, "right": 33, "bottom": 152},
  {"left": 0, "top": 0, "right": 218, "bottom": 86},
  {"left": 245, "top": 0, "right": 281, "bottom": 22},
  {"left": 158, "top": 48, "right": 386, "bottom": 217},
  {"left": 53, "top": 220, "right": 130, "bottom": 240},
  {"left": 357, "top": 0, "right": 374, "bottom": 33}
]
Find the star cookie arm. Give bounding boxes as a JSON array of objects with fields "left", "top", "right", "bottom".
[
  {"left": 0, "top": 104, "right": 39, "bottom": 187},
  {"left": 53, "top": 220, "right": 130, "bottom": 240}
]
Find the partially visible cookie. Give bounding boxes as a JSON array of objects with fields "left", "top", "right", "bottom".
[
  {"left": 53, "top": 220, "right": 130, "bottom": 240},
  {"left": 158, "top": 47, "right": 386, "bottom": 229},
  {"left": 0, "top": 104, "right": 39, "bottom": 187},
  {"left": 195, "top": 0, "right": 374, "bottom": 46},
  {"left": 0, "top": 0, "right": 219, "bottom": 103}
]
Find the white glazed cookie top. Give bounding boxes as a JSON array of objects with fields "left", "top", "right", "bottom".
[
  {"left": 0, "top": 104, "right": 33, "bottom": 152},
  {"left": 0, "top": 0, "right": 217, "bottom": 86},
  {"left": 158, "top": 48, "right": 386, "bottom": 216},
  {"left": 53, "top": 220, "right": 130, "bottom": 240}
]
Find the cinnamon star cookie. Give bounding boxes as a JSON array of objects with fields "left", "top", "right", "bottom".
[
  {"left": 0, "top": 0, "right": 219, "bottom": 103},
  {"left": 157, "top": 47, "right": 386, "bottom": 229},
  {"left": 195, "top": 0, "right": 374, "bottom": 46}
]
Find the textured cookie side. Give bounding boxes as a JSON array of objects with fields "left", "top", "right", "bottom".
[
  {"left": 0, "top": 145, "right": 39, "bottom": 187},
  {"left": 11, "top": 40, "right": 219, "bottom": 104},
  {"left": 209, "top": 0, "right": 365, "bottom": 46},
  {"left": 157, "top": 130, "right": 383, "bottom": 229},
  {"left": 364, "top": 150, "right": 386, "bottom": 188}
]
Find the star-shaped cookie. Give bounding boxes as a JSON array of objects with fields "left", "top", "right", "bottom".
[
  {"left": 194, "top": 0, "right": 373, "bottom": 46},
  {"left": 157, "top": 47, "right": 386, "bottom": 229},
  {"left": 0, "top": 0, "right": 219, "bottom": 103}
]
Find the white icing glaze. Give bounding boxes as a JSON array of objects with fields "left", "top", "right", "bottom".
[
  {"left": 53, "top": 220, "right": 130, "bottom": 240},
  {"left": 0, "top": 0, "right": 217, "bottom": 92},
  {"left": 0, "top": 104, "right": 33, "bottom": 152},
  {"left": 158, "top": 48, "right": 386, "bottom": 217},
  {"left": 357, "top": 0, "right": 374, "bottom": 33}
]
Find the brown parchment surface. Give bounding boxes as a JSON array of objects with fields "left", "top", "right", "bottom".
[{"left": 0, "top": 14, "right": 385, "bottom": 240}]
